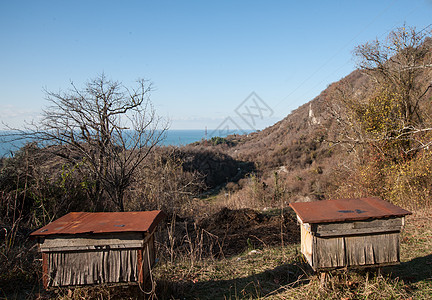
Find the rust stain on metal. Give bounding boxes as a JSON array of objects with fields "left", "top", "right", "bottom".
[
  {"left": 30, "top": 210, "right": 166, "bottom": 237},
  {"left": 289, "top": 197, "right": 411, "bottom": 224}
]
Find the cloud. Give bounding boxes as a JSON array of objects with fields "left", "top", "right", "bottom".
[{"left": 0, "top": 104, "right": 42, "bottom": 128}]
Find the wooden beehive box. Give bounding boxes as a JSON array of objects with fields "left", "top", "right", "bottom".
[
  {"left": 31, "top": 210, "right": 166, "bottom": 289},
  {"left": 289, "top": 197, "right": 411, "bottom": 271}
]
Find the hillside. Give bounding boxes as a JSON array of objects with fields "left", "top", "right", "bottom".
[
  {"left": 188, "top": 48, "right": 432, "bottom": 207},
  {"left": 225, "top": 70, "right": 370, "bottom": 166},
  {"left": 185, "top": 69, "right": 374, "bottom": 205}
]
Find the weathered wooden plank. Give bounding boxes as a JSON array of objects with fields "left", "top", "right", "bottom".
[
  {"left": 143, "top": 244, "right": 150, "bottom": 284},
  {"left": 149, "top": 234, "right": 155, "bottom": 263},
  {"left": 344, "top": 233, "right": 400, "bottom": 266},
  {"left": 42, "top": 252, "right": 49, "bottom": 289},
  {"left": 314, "top": 225, "right": 402, "bottom": 237},
  {"left": 42, "top": 244, "right": 144, "bottom": 252},
  {"left": 137, "top": 247, "right": 144, "bottom": 284},
  {"left": 42, "top": 232, "right": 158, "bottom": 287},
  {"left": 300, "top": 224, "right": 313, "bottom": 267},
  {"left": 313, "top": 236, "right": 345, "bottom": 269},
  {"left": 40, "top": 233, "right": 144, "bottom": 252},
  {"left": 313, "top": 217, "right": 403, "bottom": 237},
  {"left": 46, "top": 249, "right": 140, "bottom": 287},
  {"left": 344, "top": 235, "right": 374, "bottom": 265},
  {"left": 310, "top": 232, "right": 401, "bottom": 270}
]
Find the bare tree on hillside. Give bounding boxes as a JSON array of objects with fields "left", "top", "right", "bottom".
[
  {"left": 354, "top": 26, "right": 432, "bottom": 125},
  {"left": 5, "top": 74, "right": 168, "bottom": 211},
  {"left": 329, "top": 26, "right": 432, "bottom": 159}
]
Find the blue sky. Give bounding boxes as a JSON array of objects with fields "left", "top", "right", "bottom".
[{"left": 1, "top": 0, "right": 431, "bottom": 131}]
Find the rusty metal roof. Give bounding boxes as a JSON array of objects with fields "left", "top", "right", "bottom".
[
  {"left": 30, "top": 210, "right": 166, "bottom": 237},
  {"left": 289, "top": 197, "right": 411, "bottom": 224}
]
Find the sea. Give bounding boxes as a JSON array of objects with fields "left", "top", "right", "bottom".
[{"left": 0, "top": 129, "right": 251, "bottom": 157}]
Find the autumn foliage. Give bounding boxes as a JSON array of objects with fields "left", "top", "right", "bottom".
[{"left": 330, "top": 26, "right": 432, "bottom": 209}]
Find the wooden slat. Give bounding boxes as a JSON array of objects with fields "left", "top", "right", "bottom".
[
  {"left": 310, "top": 232, "right": 401, "bottom": 270},
  {"left": 46, "top": 249, "right": 140, "bottom": 287},
  {"left": 300, "top": 224, "right": 313, "bottom": 267},
  {"left": 313, "top": 236, "right": 345, "bottom": 269},
  {"left": 345, "top": 233, "right": 399, "bottom": 266},
  {"left": 313, "top": 217, "right": 403, "bottom": 237},
  {"left": 148, "top": 234, "right": 155, "bottom": 264},
  {"left": 41, "top": 244, "right": 144, "bottom": 252},
  {"left": 42, "top": 252, "right": 49, "bottom": 289},
  {"left": 143, "top": 243, "right": 150, "bottom": 285},
  {"left": 137, "top": 247, "right": 144, "bottom": 284},
  {"left": 39, "top": 233, "right": 144, "bottom": 252},
  {"left": 311, "top": 218, "right": 403, "bottom": 237}
]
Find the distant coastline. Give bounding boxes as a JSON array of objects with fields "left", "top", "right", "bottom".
[{"left": 0, "top": 129, "right": 252, "bottom": 157}]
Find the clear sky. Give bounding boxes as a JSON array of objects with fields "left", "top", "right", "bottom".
[{"left": 1, "top": 0, "right": 431, "bottom": 132}]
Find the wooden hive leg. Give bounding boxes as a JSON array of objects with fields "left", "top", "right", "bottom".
[{"left": 320, "top": 272, "right": 327, "bottom": 287}]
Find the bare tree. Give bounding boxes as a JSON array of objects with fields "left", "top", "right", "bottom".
[
  {"left": 354, "top": 25, "right": 432, "bottom": 127},
  {"left": 6, "top": 74, "right": 168, "bottom": 211},
  {"left": 330, "top": 26, "right": 432, "bottom": 159}
]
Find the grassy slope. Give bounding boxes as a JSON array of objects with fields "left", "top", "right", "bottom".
[{"left": 154, "top": 208, "right": 432, "bottom": 299}]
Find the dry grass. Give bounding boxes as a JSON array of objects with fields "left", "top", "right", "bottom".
[
  {"left": 154, "top": 245, "right": 306, "bottom": 299},
  {"left": 2, "top": 207, "right": 430, "bottom": 299},
  {"left": 152, "top": 207, "right": 432, "bottom": 299},
  {"left": 153, "top": 245, "right": 424, "bottom": 299},
  {"left": 2, "top": 144, "right": 431, "bottom": 299}
]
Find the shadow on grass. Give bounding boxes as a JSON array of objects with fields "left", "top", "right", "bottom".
[
  {"left": 387, "top": 253, "right": 432, "bottom": 283},
  {"left": 156, "top": 253, "right": 432, "bottom": 299},
  {"left": 156, "top": 261, "right": 311, "bottom": 299}
]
